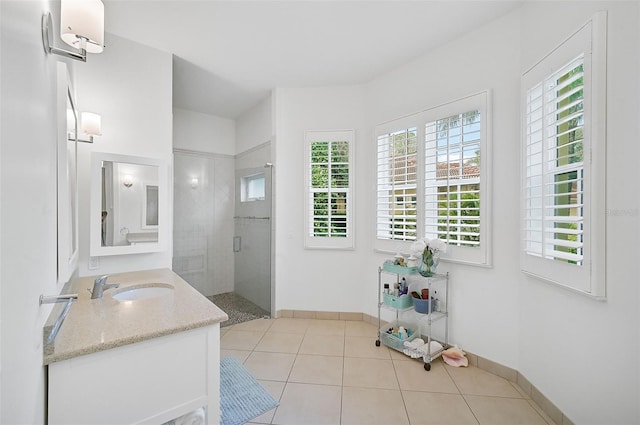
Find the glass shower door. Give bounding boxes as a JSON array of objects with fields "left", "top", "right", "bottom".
[{"left": 234, "top": 165, "right": 272, "bottom": 315}]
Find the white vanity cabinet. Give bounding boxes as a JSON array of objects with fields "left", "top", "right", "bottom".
[
  {"left": 44, "top": 269, "right": 227, "bottom": 425},
  {"left": 48, "top": 324, "right": 220, "bottom": 425}
]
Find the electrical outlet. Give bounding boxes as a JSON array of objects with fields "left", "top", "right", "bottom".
[{"left": 88, "top": 256, "right": 99, "bottom": 270}]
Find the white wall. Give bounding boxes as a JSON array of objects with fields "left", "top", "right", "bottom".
[
  {"left": 75, "top": 33, "right": 174, "bottom": 276},
  {"left": 173, "top": 107, "right": 235, "bottom": 155},
  {"left": 273, "top": 86, "right": 367, "bottom": 313},
  {"left": 517, "top": 3, "right": 639, "bottom": 424},
  {"left": 363, "top": 10, "right": 522, "bottom": 368},
  {"left": 271, "top": 10, "right": 522, "bottom": 365},
  {"left": 0, "top": 1, "right": 65, "bottom": 422},
  {"left": 236, "top": 94, "right": 272, "bottom": 155}
]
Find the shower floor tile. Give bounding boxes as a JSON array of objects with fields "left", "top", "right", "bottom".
[{"left": 207, "top": 292, "right": 270, "bottom": 327}]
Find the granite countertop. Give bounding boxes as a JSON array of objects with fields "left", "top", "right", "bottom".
[{"left": 43, "top": 268, "right": 228, "bottom": 365}]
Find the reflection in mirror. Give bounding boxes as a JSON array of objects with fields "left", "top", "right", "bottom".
[
  {"left": 100, "top": 161, "right": 159, "bottom": 246},
  {"left": 143, "top": 184, "right": 159, "bottom": 228},
  {"left": 57, "top": 62, "right": 79, "bottom": 286},
  {"left": 90, "top": 153, "right": 167, "bottom": 256}
]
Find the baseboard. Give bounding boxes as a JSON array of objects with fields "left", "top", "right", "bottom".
[{"left": 275, "top": 308, "right": 573, "bottom": 425}]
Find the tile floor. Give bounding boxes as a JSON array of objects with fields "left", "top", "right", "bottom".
[{"left": 220, "top": 318, "right": 555, "bottom": 425}]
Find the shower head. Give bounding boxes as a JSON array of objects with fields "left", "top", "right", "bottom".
[{"left": 264, "top": 163, "right": 273, "bottom": 168}]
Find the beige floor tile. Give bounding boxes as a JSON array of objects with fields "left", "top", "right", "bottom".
[
  {"left": 220, "top": 349, "right": 251, "bottom": 363},
  {"left": 251, "top": 380, "right": 286, "bottom": 424},
  {"left": 244, "top": 351, "right": 296, "bottom": 381},
  {"left": 268, "top": 318, "right": 311, "bottom": 334},
  {"left": 343, "top": 357, "right": 399, "bottom": 390},
  {"left": 231, "top": 318, "right": 274, "bottom": 332},
  {"left": 298, "top": 334, "right": 345, "bottom": 356},
  {"left": 288, "top": 354, "right": 343, "bottom": 386},
  {"left": 402, "top": 391, "right": 479, "bottom": 425},
  {"left": 254, "top": 332, "right": 303, "bottom": 354},
  {"left": 271, "top": 382, "right": 342, "bottom": 425},
  {"left": 306, "top": 319, "right": 346, "bottom": 336},
  {"left": 220, "top": 330, "right": 265, "bottom": 351},
  {"left": 390, "top": 346, "right": 415, "bottom": 361},
  {"left": 465, "top": 395, "right": 548, "bottom": 425},
  {"left": 341, "top": 386, "right": 409, "bottom": 425},
  {"left": 394, "top": 359, "right": 460, "bottom": 393},
  {"left": 345, "top": 320, "right": 379, "bottom": 337},
  {"left": 344, "top": 336, "right": 391, "bottom": 359},
  {"left": 446, "top": 365, "right": 522, "bottom": 398}
]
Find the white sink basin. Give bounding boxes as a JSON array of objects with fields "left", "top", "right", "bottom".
[{"left": 112, "top": 284, "right": 174, "bottom": 301}]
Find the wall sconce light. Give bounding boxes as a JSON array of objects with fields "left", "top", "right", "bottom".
[
  {"left": 79, "top": 112, "right": 102, "bottom": 143},
  {"left": 191, "top": 178, "right": 199, "bottom": 189},
  {"left": 123, "top": 175, "right": 133, "bottom": 188},
  {"left": 68, "top": 112, "right": 102, "bottom": 143},
  {"left": 42, "top": 0, "right": 105, "bottom": 62}
]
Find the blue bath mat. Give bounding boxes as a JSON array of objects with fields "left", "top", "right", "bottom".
[{"left": 220, "top": 357, "right": 279, "bottom": 425}]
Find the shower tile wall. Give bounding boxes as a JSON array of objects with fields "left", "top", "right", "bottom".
[{"left": 173, "top": 152, "right": 235, "bottom": 296}]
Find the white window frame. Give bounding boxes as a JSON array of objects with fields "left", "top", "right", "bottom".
[
  {"left": 304, "top": 129, "right": 355, "bottom": 250},
  {"left": 241, "top": 173, "right": 266, "bottom": 202},
  {"left": 375, "top": 91, "right": 492, "bottom": 267},
  {"left": 520, "top": 12, "right": 607, "bottom": 298}
]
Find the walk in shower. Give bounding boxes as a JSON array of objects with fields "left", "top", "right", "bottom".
[{"left": 173, "top": 149, "right": 272, "bottom": 326}]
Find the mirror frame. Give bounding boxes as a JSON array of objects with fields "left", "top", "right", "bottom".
[
  {"left": 89, "top": 152, "right": 168, "bottom": 256},
  {"left": 57, "top": 62, "right": 79, "bottom": 287}
]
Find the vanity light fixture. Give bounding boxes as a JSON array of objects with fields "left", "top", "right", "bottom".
[
  {"left": 79, "top": 112, "right": 102, "bottom": 143},
  {"left": 42, "top": 0, "right": 105, "bottom": 62},
  {"left": 68, "top": 112, "right": 102, "bottom": 143},
  {"left": 191, "top": 178, "right": 199, "bottom": 189},
  {"left": 123, "top": 175, "right": 133, "bottom": 188}
]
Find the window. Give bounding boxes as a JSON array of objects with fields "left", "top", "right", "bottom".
[
  {"left": 241, "top": 173, "right": 265, "bottom": 202},
  {"left": 521, "top": 13, "right": 606, "bottom": 297},
  {"left": 304, "top": 130, "right": 354, "bottom": 249},
  {"left": 376, "top": 127, "right": 418, "bottom": 241},
  {"left": 425, "top": 111, "right": 481, "bottom": 248},
  {"left": 375, "top": 92, "right": 491, "bottom": 266}
]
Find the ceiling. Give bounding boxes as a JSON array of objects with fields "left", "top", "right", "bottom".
[{"left": 104, "top": 1, "right": 523, "bottom": 119}]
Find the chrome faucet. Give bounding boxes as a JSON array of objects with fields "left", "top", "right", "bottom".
[{"left": 91, "top": 274, "right": 119, "bottom": 299}]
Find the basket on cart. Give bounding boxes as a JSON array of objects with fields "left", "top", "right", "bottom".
[{"left": 378, "top": 320, "right": 418, "bottom": 352}]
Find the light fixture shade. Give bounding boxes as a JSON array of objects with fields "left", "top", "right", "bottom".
[
  {"left": 60, "top": 0, "right": 104, "bottom": 54},
  {"left": 81, "top": 112, "right": 102, "bottom": 136}
]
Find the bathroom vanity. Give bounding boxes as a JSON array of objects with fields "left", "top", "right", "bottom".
[{"left": 43, "top": 269, "right": 228, "bottom": 425}]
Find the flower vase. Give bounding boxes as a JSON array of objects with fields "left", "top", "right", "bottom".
[{"left": 419, "top": 249, "right": 439, "bottom": 277}]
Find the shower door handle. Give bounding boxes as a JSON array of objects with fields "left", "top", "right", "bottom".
[{"left": 233, "top": 236, "right": 241, "bottom": 253}]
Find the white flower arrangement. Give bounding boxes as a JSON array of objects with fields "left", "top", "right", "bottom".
[
  {"left": 425, "top": 238, "right": 447, "bottom": 255},
  {"left": 410, "top": 238, "right": 447, "bottom": 257}
]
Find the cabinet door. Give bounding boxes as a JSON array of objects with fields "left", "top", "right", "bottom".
[{"left": 48, "top": 326, "right": 219, "bottom": 425}]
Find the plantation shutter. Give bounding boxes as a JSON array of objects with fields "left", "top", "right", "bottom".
[
  {"left": 424, "top": 111, "right": 481, "bottom": 248},
  {"left": 524, "top": 56, "right": 585, "bottom": 265},
  {"left": 304, "top": 130, "right": 354, "bottom": 249},
  {"left": 376, "top": 127, "right": 418, "bottom": 242}
]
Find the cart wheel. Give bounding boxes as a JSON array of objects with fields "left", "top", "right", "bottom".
[
  {"left": 424, "top": 363, "right": 431, "bottom": 371},
  {"left": 375, "top": 340, "right": 381, "bottom": 347}
]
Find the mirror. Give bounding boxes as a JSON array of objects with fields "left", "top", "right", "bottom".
[
  {"left": 57, "top": 62, "right": 79, "bottom": 286},
  {"left": 90, "top": 152, "right": 167, "bottom": 256}
]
